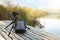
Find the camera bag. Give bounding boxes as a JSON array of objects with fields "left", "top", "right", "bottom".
[{"left": 14, "top": 20, "right": 26, "bottom": 33}]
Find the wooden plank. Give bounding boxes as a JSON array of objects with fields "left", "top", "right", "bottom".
[
  {"left": 0, "top": 28, "right": 12, "bottom": 40},
  {"left": 0, "top": 21, "right": 44, "bottom": 40},
  {"left": 0, "top": 23, "right": 47, "bottom": 39},
  {"left": 27, "top": 26, "right": 52, "bottom": 40},
  {"left": 0, "top": 21, "right": 60, "bottom": 40},
  {"left": 39, "top": 31, "right": 60, "bottom": 40},
  {"left": 31, "top": 27, "right": 60, "bottom": 39},
  {"left": 18, "top": 33, "right": 31, "bottom": 40},
  {"left": 27, "top": 25, "right": 60, "bottom": 40},
  {"left": 27, "top": 29, "right": 51, "bottom": 40},
  {"left": 0, "top": 24, "right": 24, "bottom": 40},
  {"left": 0, "top": 21, "right": 43, "bottom": 40},
  {"left": 2, "top": 23, "right": 43, "bottom": 40},
  {"left": 0, "top": 33, "right": 5, "bottom": 40},
  {"left": 0, "top": 23, "right": 32, "bottom": 40},
  {"left": 26, "top": 30, "right": 44, "bottom": 40}
]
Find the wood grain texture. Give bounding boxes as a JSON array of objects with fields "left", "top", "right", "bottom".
[{"left": 0, "top": 20, "right": 59, "bottom": 40}]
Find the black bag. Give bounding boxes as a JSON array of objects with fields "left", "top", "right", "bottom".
[{"left": 15, "top": 20, "right": 26, "bottom": 33}]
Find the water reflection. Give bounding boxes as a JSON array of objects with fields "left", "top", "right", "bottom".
[{"left": 37, "top": 18, "right": 60, "bottom": 35}]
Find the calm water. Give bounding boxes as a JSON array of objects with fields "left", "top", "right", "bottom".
[{"left": 37, "top": 18, "right": 60, "bottom": 35}]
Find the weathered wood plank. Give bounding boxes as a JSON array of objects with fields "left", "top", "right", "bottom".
[
  {"left": 0, "top": 28, "right": 12, "bottom": 40},
  {"left": 26, "top": 30, "right": 44, "bottom": 40},
  {"left": 0, "top": 24, "right": 24, "bottom": 40},
  {"left": 0, "top": 23, "right": 32, "bottom": 40},
  {"left": 0, "top": 33, "right": 5, "bottom": 40},
  {"left": 27, "top": 25, "right": 60, "bottom": 40},
  {"left": 0, "top": 21, "right": 43, "bottom": 40},
  {"left": 0, "top": 20, "right": 60, "bottom": 40}
]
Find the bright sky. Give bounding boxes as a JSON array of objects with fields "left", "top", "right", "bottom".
[
  {"left": 0, "top": 0, "right": 60, "bottom": 13},
  {"left": 0, "top": 0, "right": 60, "bottom": 8},
  {"left": 12, "top": 0, "right": 60, "bottom": 9},
  {"left": 10, "top": 0, "right": 47, "bottom": 8}
]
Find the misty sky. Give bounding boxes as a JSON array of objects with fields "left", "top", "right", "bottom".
[
  {"left": 0, "top": 0, "right": 60, "bottom": 8},
  {"left": 0, "top": 0, "right": 60, "bottom": 13},
  {"left": 12, "top": 0, "right": 60, "bottom": 9}
]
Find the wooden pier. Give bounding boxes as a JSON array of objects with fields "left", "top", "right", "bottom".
[{"left": 0, "top": 20, "right": 60, "bottom": 40}]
